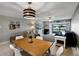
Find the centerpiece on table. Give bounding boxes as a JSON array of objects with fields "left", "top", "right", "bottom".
[{"left": 28, "top": 32, "right": 33, "bottom": 43}]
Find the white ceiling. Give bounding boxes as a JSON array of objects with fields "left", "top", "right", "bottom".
[{"left": 0, "top": 2, "right": 78, "bottom": 20}]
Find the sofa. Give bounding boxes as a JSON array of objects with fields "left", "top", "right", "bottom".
[{"left": 43, "top": 34, "right": 55, "bottom": 42}]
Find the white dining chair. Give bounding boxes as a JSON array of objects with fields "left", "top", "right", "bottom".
[
  {"left": 15, "top": 35, "right": 24, "bottom": 40},
  {"left": 50, "top": 42, "right": 57, "bottom": 55},
  {"left": 36, "top": 36, "right": 43, "bottom": 40},
  {"left": 56, "top": 46, "right": 64, "bottom": 56},
  {"left": 9, "top": 44, "right": 22, "bottom": 56}
]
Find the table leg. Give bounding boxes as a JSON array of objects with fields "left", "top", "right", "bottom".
[{"left": 48, "top": 48, "right": 50, "bottom": 55}]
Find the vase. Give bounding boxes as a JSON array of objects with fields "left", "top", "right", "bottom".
[{"left": 28, "top": 38, "right": 33, "bottom": 43}]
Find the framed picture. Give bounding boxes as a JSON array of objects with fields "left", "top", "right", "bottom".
[
  {"left": 9, "top": 21, "right": 16, "bottom": 30},
  {"left": 16, "top": 21, "right": 20, "bottom": 28}
]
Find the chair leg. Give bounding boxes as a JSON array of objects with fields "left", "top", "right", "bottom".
[{"left": 13, "top": 52, "right": 15, "bottom": 56}]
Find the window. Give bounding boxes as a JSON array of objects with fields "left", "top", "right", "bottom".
[{"left": 52, "top": 19, "right": 71, "bottom": 36}]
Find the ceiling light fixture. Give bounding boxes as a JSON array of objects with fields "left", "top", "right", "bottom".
[{"left": 23, "top": 2, "right": 36, "bottom": 19}]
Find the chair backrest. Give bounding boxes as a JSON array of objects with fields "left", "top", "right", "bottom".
[
  {"left": 15, "top": 35, "right": 24, "bottom": 40},
  {"left": 52, "top": 42, "right": 56, "bottom": 47},
  {"left": 50, "top": 42, "right": 57, "bottom": 55},
  {"left": 56, "top": 46, "right": 64, "bottom": 56},
  {"left": 9, "top": 44, "right": 22, "bottom": 56},
  {"left": 36, "top": 36, "right": 43, "bottom": 40},
  {"left": 9, "top": 44, "right": 16, "bottom": 51}
]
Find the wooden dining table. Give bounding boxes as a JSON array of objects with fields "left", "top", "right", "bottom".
[{"left": 15, "top": 38, "right": 52, "bottom": 56}]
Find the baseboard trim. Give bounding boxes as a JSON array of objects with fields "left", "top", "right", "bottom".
[{"left": 0, "top": 41, "right": 10, "bottom": 45}]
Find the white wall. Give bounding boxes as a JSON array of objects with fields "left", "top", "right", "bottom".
[
  {"left": 71, "top": 3, "right": 79, "bottom": 46},
  {"left": 0, "top": 15, "right": 30, "bottom": 42}
]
